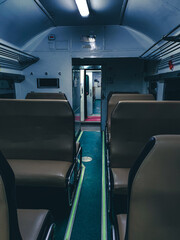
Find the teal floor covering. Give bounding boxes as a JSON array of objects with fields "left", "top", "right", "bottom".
[
  {"left": 71, "top": 131, "right": 102, "bottom": 240},
  {"left": 93, "top": 100, "right": 101, "bottom": 115},
  {"left": 54, "top": 130, "right": 111, "bottom": 240}
]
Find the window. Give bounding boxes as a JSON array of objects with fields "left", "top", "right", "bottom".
[
  {"left": 37, "top": 78, "right": 59, "bottom": 88},
  {"left": 0, "top": 80, "right": 15, "bottom": 98}
]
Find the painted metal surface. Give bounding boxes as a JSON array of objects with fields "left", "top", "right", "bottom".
[
  {"left": 0, "top": 0, "right": 52, "bottom": 47},
  {"left": 38, "top": 0, "right": 124, "bottom": 25},
  {"left": 124, "top": 0, "right": 180, "bottom": 41}
]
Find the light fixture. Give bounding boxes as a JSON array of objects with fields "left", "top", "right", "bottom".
[{"left": 75, "top": 0, "right": 89, "bottom": 17}]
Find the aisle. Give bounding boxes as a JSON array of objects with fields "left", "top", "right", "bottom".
[{"left": 71, "top": 131, "right": 102, "bottom": 240}]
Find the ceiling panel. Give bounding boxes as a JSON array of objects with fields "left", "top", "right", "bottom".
[
  {"left": 39, "top": 0, "right": 124, "bottom": 26},
  {"left": 123, "top": 0, "right": 180, "bottom": 41},
  {"left": 0, "top": 0, "right": 53, "bottom": 47}
]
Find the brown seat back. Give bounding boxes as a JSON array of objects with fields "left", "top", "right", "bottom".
[
  {"left": 26, "top": 92, "right": 67, "bottom": 100},
  {"left": 107, "top": 94, "right": 154, "bottom": 135},
  {"left": 111, "top": 101, "right": 180, "bottom": 168},
  {"left": 126, "top": 135, "right": 180, "bottom": 240},
  {"left": 0, "top": 151, "right": 22, "bottom": 240},
  {"left": 0, "top": 99, "right": 74, "bottom": 162}
]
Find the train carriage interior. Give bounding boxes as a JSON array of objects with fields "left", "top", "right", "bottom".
[{"left": 0, "top": 0, "right": 180, "bottom": 239}]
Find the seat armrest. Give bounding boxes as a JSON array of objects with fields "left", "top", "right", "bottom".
[
  {"left": 76, "top": 144, "right": 82, "bottom": 173},
  {"left": 105, "top": 124, "right": 110, "bottom": 145}
]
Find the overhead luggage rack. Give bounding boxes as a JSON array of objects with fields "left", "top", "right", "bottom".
[
  {"left": 0, "top": 42, "right": 39, "bottom": 70},
  {"left": 140, "top": 24, "right": 180, "bottom": 60}
]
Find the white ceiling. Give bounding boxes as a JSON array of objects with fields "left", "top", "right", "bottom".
[
  {"left": 0, "top": 0, "right": 180, "bottom": 47},
  {"left": 123, "top": 0, "right": 180, "bottom": 41},
  {"left": 0, "top": 0, "right": 53, "bottom": 47},
  {"left": 38, "top": 0, "right": 124, "bottom": 26}
]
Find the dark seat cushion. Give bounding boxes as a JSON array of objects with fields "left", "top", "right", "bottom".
[
  {"left": 8, "top": 160, "right": 72, "bottom": 188},
  {"left": 0, "top": 99, "right": 74, "bottom": 163},
  {"left": 76, "top": 142, "right": 80, "bottom": 153},
  {"left": 117, "top": 214, "right": 127, "bottom": 240},
  {"left": 112, "top": 168, "right": 130, "bottom": 195},
  {"left": 18, "top": 209, "right": 53, "bottom": 240},
  {"left": 107, "top": 94, "right": 154, "bottom": 137}
]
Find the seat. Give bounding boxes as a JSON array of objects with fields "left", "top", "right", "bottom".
[
  {"left": 26, "top": 92, "right": 81, "bottom": 154},
  {"left": 117, "top": 214, "right": 126, "bottom": 240},
  {"left": 110, "top": 101, "right": 180, "bottom": 206},
  {"left": 112, "top": 168, "right": 130, "bottom": 195},
  {"left": 116, "top": 135, "right": 180, "bottom": 240},
  {"left": 0, "top": 150, "right": 54, "bottom": 240},
  {"left": 76, "top": 141, "right": 80, "bottom": 153},
  {"left": 107, "top": 93, "right": 154, "bottom": 140},
  {"left": 0, "top": 99, "right": 81, "bottom": 206},
  {"left": 26, "top": 91, "right": 67, "bottom": 100},
  {"left": 8, "top": 160, "right": 72, "bottom": 188}
]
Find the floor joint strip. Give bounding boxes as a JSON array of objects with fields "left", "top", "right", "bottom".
[
  {"left": 76, "top": 131, "right": 83, "bottom": 143},
  {"left": 64, "top": 165, "right": 85, "bottom": 240}
]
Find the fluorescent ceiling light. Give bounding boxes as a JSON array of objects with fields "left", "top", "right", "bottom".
[{"left": 75, "top": 0, "right": 89, "bottom": 17}]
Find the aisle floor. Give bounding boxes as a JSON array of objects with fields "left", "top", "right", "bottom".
[{"left": 71, "top": 131, "right": 102, "bottom": 240}]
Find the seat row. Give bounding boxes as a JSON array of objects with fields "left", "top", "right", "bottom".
[
  {"left": 106, "top": 93, "right": 180, "bottom": 239},
  {"left": 0, "top": 151, "right": 54, "bottom": 240},
  {"left": 0, "top": 92, "right": 82, "bottom": 239},
  {"left": 115, "top": 135, "right": 180, "bottom": 240}
]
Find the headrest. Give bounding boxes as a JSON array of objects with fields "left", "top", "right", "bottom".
[
  {"left": 107, "top": 94, "right": 154, "bottom": 134},
  {"left": 26, "top": 92, "right": 67, "bottom": 100},
  {"left": 111, "top": 101, "right": 180, "bottom": 168},
  {"left": 0, "top": 99, "right": 75, "bottom": 162}
]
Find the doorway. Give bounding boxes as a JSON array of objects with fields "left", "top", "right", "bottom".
[
  {"left": 85, "top": 69, "right": 101, "bottom": 122},
  {"left": 73, "top": 65, "right": 102, "bottom": 123}
]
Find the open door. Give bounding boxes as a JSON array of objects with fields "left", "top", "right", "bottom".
[
  {"left": 72, "top": 62, "right": 102, "bottom": 123},
  {"left": 80, "top": 70, "right": 85, "bottom": 122},
  {"left": 86, "top": 71, "right": 93, "bottom": 116}
]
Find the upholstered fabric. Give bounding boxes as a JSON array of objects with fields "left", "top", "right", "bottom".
[
  {"left": 18, "top": 209, "right": 52, "bottom": 240},
  {"left": 111, "top": 168, "right": 130, "bottom": 195},
  {"left": 0, "top": 150, "right": 54, "bottom": 240},
  {"left": 0, "top": 175, "right": 9, "bottom": 240},
  {"left": 111, "top": 101, "right": 180, "bottom": 168},
  {"left": 0, "top": 99, "right": 75, "bottom": 163},
  {"left": 107, "top": 94, "right": 154, "bottom": 137},
  {"left": 0, "top": 151, "right": 22, "bottom": 240},
  {"left": 8, "top": 160, "right": 72, "bottom": 188},
  {"left": 125, "top": 135, "right": 180, "bottom": 240},
  {"left": 117, "top": 214, "right": 127, "bottom": 240}
]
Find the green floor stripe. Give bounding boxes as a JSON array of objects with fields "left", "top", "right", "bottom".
[
  {"left": 64, "top": 165, "right": 86, "bottom": 240},
  {"left": 76, "top": 131, "right": 83, "bottom": 143},
  {"left": 101, "top": 131, "right": 107, "bottom": 240}
]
